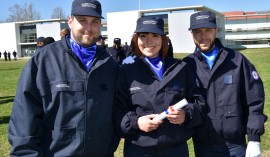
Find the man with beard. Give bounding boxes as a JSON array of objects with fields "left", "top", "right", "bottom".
[
  {"left": 8, "top": 0, "right": 121, "bottom": 156},
  {"left": 183, "top": 11, "right": 267, "bottom": 157}
]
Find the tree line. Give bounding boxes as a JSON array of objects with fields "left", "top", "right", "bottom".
[{"left": 3, "top": 3, "right": 68, "bottom": 22}]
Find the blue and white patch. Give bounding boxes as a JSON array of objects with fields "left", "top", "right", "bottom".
[
  {"left": 224, "top": 75, "right": 233, "bottom": 84},
  {"left": 122, "top": 56, "right": 136, "bottom": 64},
  {"left": 252, "top": 71, "right": 259, "bottom": 80}
]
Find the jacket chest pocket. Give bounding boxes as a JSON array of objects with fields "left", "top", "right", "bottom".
[
  {"left": 223, "top": 74, "right": 240, "bottom": 85},
  {"left": 165, "top": 83, "right": 185, "bottom": 106},
  {"left": 40, "top": 81, "right": 84, "bottom": 96},
  {"left": 222, "top": 104, "right": 244, "bottom": 138},
  {"left": 131, "top": 90, "right": 153, "bottom": 114},
  {"left": 129, "top": 82, "right": 156, "bottom": 115},
  {"left": 217, "top": 74, "right": 241, "bottom": 105},
  {"left": 42, "top": 81, "right": 85, "bottom": 127}
]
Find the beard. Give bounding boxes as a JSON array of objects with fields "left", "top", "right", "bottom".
[
  {"left": 71, "top": 32, "right": 99, "bottom": 47},
  {"left": 195, "top": 39, "right": 215, "bottom": 52}
]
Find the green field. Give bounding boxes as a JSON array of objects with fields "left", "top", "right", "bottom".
[{"left": 0, "top": 48, "right": 269, "bottom": 157}]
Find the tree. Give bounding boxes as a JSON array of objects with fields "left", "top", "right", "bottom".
[
  {"left": 51, "top": 7, "right": 67, "bottom": 19},
  {"left": 6, "top": 3, "right": 41, "bottom": 22}
]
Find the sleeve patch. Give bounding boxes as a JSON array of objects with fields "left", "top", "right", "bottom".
[{"left": 252, "top": 71, "right": 259, "bottom": 80}]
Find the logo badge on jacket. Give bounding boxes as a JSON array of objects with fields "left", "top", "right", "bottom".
[
  {"left": 56, "top": 84, "right": 70, "bottom": 88},
  {"left": 252, "top": 71, "right": 259, "bottom": 80},
  {"left": 129, "top": 86, "right": 141, "bottom": 91},
  {"left": 224, "top": 75, "right": 233, "bottom": 84}
]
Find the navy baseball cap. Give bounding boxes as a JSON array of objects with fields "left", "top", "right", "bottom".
[
  {"left": 36, "top": 37, "right": 45, "bottom": 42},
  {"left": 71, "top": 0, "right": 104, "bottom": 19},
  {"left": 134, "top": 16, "right": 165, "bottom": 35},
  {"left": 114, "top": 38, "right": 121, "bottom": 44},
  {"left": 98, "top": 35, "right": 105, "bottom": 40},
  {"left": 189, "top": 11, "right": 217, "bottom": 31}
]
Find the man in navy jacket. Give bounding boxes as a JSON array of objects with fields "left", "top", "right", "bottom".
[
  {"left": 184, "top": 11, "right": 267, "bottom": 157},
  {"left": 8, "top": 0, "right": 121, "bottom": 156}
]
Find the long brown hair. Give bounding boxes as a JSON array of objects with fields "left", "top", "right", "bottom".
[{"left": 131, "top": 33, "right": 168, "bottom": 60}]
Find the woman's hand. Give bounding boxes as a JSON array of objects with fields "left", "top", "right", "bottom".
[
  {"left": 137, "top": 114, "right": 162, "bottom": 132},
  {"left": 166, "top": 110, "right": 185, "bottom": 125}
]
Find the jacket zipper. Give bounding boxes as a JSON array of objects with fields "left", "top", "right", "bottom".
[{"left": 82, "top": 72, "right": 89, "bottom": 157}]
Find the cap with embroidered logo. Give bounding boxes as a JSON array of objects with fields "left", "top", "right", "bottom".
[
  {"left": 189, "top": 11, "right": 217, "bottom": 31},
  {"left": 114, "top": 38, "right": 121, "bottom": 44},
  {"left": 134, "top": 16, "right": 165, "bottom": 35},
  {"left": 97, "top": 35, "right": 105, "bottom": 40},
  {"left": 71, "top": 0, "right": 103, "bottom": 18},
  {"left": 36, "top": 37, "right": 45, "bottom": 42}
]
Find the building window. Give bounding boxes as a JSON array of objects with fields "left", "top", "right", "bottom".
[{"left": 20, "top": 25, "right": 37, "bottom": 43}]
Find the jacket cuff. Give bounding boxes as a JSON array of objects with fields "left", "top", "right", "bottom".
[
  {"left": 248, "top": 134, "right": 261, "bottom": 142},
  {"left": 130, "top": 115, "right": 139, "bottom": 130},
  {"left": 184, "top": 107, "right": 192, "bottom": 123}
]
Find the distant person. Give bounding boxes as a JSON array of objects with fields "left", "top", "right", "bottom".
[
  {"left": 60, "top": 28, "right": 70, "bottom": 38},
  {"left": 43, "top": 37, "right": 55, "bottom": 46},
  {"left": 122, "top": 41, "right": 132, "bottom": 56},
  {"left": 12, "top": 50, "right": 17, "bottom": 61},
  {"left": 0, "top": 51, "right": 2, "bottom": 58},
  {"left": 7, "top": 51, "right": 11, "bottom": 61},
  {"left": 96, "top": 35, "right": 106, "bottom": 49},
  {"left": 8, "top": 0, "right": 122, "bottom": 156},
  {"left": 3, "top": 50, "right": 7, "bottom": 61},
  {"left": 106, "top": 38, "right": 126, "bottom": 64},
  {"left": 183, "top": 11, "right": 268, "bottom": 157},
  {"left": 35, "top": 36, "right": 45, "bottom": 52}
]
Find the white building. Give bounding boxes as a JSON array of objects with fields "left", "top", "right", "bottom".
[
  {"left": 224, "top": 11, "right": 270, "bottom": 49},
  {"left": 106, "top": 5, "right": 225, "bottom": 53},
  {"left": 0, "top": 5, "right": 224, "bottom": 58},
  {"left": 0, "top": 19, "right": 68, "bottom": 58}
]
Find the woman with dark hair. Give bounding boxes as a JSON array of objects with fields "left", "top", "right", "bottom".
[{"left": 115, "top": 16, "right": 206, "bottom": 157}]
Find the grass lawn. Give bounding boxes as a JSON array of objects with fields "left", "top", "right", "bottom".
[
  {"left": 0, "top": 48, "right": 269, "bottom": 157},
  {"left": 0, "top": 58, "right": 28, "bottom": 157}
]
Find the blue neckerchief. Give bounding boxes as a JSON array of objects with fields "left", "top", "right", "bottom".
[
  {"left": 70, "top": 37, "right": 96, "bottom": 71},
  {"left": 199, "top": 46, "right": 219, "bottom": 70},
  {"left": 144, "top": 56, "right": 164, "bottom": 80}
]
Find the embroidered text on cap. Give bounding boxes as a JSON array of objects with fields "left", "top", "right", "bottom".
[
  {"left": 81, "top": 3, "right": 96, "bottom": 8},
  {"left": 143, "top": 20, "right": 158, "bottom": 25},
  {"left": 196, "top": 15, "right": 210, "bottom": 20}
]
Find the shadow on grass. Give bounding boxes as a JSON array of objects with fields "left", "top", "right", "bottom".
[
  {"left": 0, "top": 116, "right": 10, "bottom": 124},
  {"left": 0, "top": 96, "right": 14, "bottom": 104},
  {"left": 0, "top": 68, "right": 22, "bottom": 71}
]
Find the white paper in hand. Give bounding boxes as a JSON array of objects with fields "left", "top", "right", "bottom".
[{"left": 152, "top": 98, "right": 188, "bottom": 122}]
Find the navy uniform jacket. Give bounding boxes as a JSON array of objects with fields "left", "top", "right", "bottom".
[
  {"left": 183, "top": 39, "right": 267, "bottom": 145},
  {"left": 8, "top": 37, "right": 121, "bottom": 156},
  {"left": 114, "top": 56, "right": 206, "bottom": 148}
]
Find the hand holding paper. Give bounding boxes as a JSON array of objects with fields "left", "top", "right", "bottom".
[{"left": 152, "top": 99, "right": 188, "bottom": 122}]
